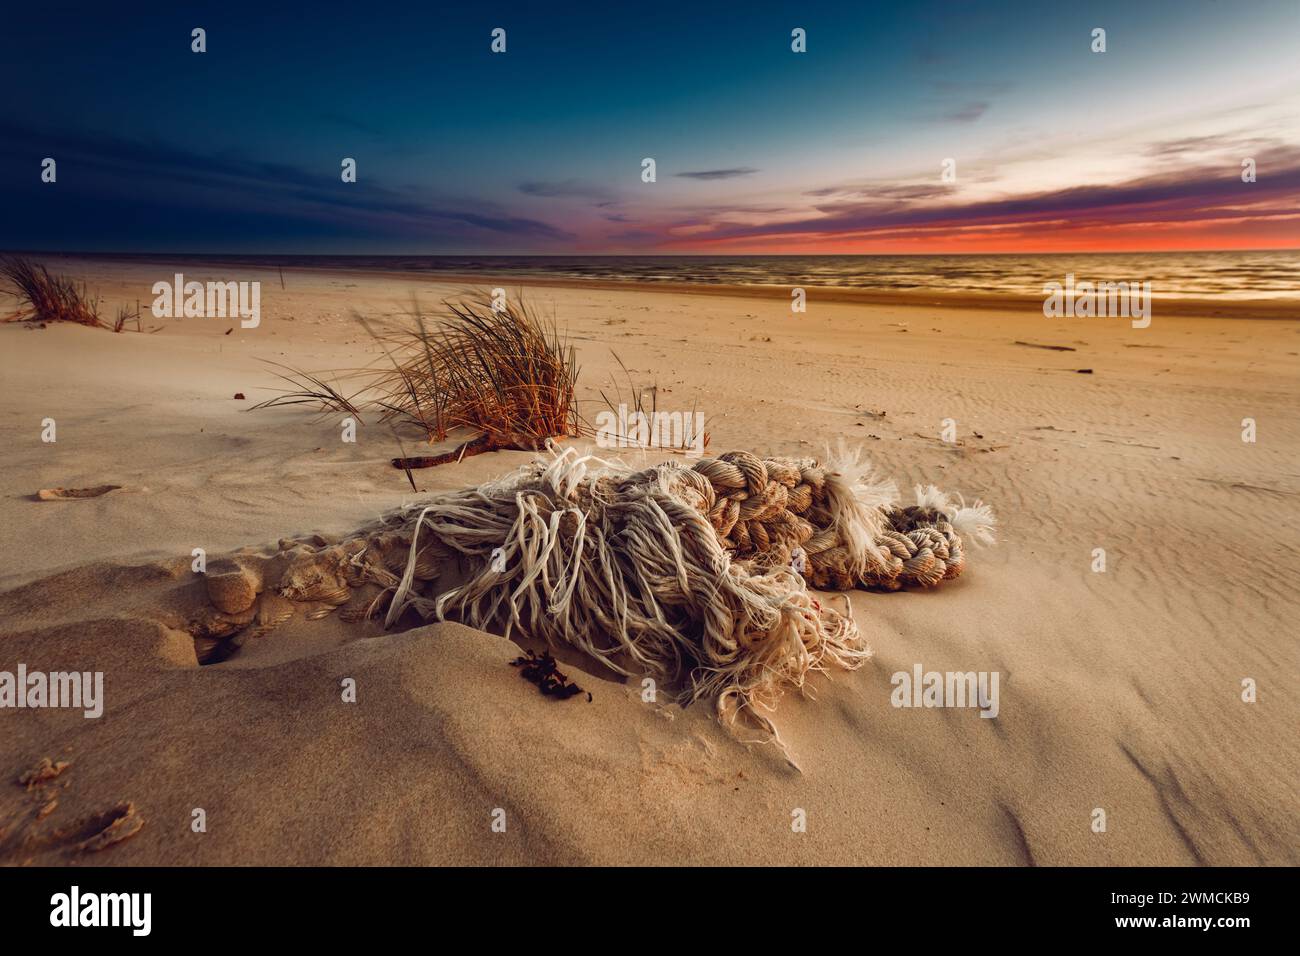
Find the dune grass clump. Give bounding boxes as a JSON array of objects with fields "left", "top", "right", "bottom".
[
  {"left": 0, "top": 256, "right": 104, "bottom": 327},
  {"left": 379, "top": 293, "right": 580, "bottom": 465},
  {"left": 255, "top": 291, "right": 581, "bottom": 467},
  {"left": 112, "top": 302, "right": 146, "bottom": 333}
]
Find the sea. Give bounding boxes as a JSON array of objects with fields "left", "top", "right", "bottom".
[{"left": 41, "top": 250, "right": 1300, "bottom": 301}]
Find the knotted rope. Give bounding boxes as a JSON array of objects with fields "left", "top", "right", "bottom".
[
  {"left": 190, "top": 444, "right": 994, "bottom": 764},
  {"left": 692, "top": 450, "right": 987, "bottom": 590}
]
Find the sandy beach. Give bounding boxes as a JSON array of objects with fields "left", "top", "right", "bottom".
[{"left": 1, "top": 258, "right": 1297, "bottom": 866}]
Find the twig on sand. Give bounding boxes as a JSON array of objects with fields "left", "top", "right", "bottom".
[
  {"left": 1014, "top": 340, "right": 1076, "bottom": 351},
  {"left": 391, "top": 433, "right": 502, "bottom": 469}
]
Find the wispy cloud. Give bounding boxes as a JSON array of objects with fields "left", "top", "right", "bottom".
[
  {"left": 318, "top": 112, "right": 384, "bottom": 137},
  {"left": 518, "top": 179, "right": 613, "bottom": 200},
  {"left": 943, "top": 101, "right": 989, "bottom": 123},
  {"left": 674, "top": 167, "right": 759, "bottom": 181},
  {"left": 0, "top": 121, "right": 574, "bottom": 246},
  {"left": 805, "top": 182, "right": 956, "bottom": 200},
  {"left": 650, "top": 151, "right": 1300, "bottom": 250},
  {"left": 1143, "top": 133, "right": 1285, "bottom": 158}
]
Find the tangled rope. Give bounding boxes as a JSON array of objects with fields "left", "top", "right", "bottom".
[
  {"left": 187, "top": 443, "right": 994, "bottom": 764},
  {"left": 691, "top": 449, "right": 990, "bottom": 590}
]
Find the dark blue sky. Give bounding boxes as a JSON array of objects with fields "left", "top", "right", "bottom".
[{"left": 2, "top": 1, "right": 1296, "bottom": 253}]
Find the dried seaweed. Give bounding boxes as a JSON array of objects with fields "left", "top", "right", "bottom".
[{"left": 510, "top": 649, "right": 586, "bottom": 700}]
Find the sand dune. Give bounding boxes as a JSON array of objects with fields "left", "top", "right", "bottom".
[{"left": 1, "top": 262, "right": 1296, "bottom": 865}]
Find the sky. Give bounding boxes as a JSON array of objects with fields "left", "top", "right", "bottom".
[{"left": 1, "top": 0, "right": 1297, "bottom": 255}]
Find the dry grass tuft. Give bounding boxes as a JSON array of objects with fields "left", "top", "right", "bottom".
[
  {"left": 598, "top": 352, "right": 709, "bottom": 455},
  {"left": 249, "top": 361, "right": 366, "bottom": 419},
  {"left": 382, "top": 292, "right": 579, "bottom": 457},
  {"left": 0, "top": 256, "right": 104, "bottom": 327},
  {"left": 255, "top": 290, "right": 581, "bottom": 467}
]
